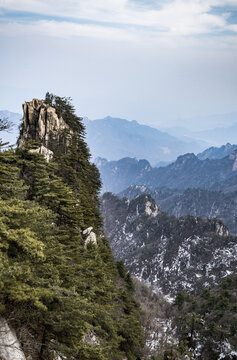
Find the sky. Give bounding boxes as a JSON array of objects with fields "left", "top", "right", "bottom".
[{"left": 0, "top": 0, "right": 237, "bottom": 130}]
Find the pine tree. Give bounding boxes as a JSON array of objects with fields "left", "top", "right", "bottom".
[{"left": 0, "top": 96, "right": 142, "bottom": 360}]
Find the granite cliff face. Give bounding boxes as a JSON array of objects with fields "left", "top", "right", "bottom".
[{"left": 18, "top": 98, "right": 73, "bottom": 160}]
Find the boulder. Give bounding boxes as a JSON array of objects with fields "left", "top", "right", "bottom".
[
  {"left": 0, "top": 317, "right": 26, "bottom": 360},
  {"left": 83, "top": 227, "right": 97, "bottom": 248}
]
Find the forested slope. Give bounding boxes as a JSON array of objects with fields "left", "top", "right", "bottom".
[{"left": 0, "top": 95, "right": 142, "bottom": 360}]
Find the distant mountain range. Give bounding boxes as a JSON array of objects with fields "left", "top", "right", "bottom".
[
  {"left": 161, "top": 112, "right": 237, "bottom": 141},
  {"left": 84, "top": 116, "right": 206, "bottom": 165},
  {"left": 95, "top": 156, "right": 152, "bottom": 193},
  {"left": 162, "top": 122, "right": 237, "bottom": 147},
  {"left": 2, "top": 109, "right": 237, "bottom": 164},
  {"left": 101, "top": 192, "right": 237, "bottom": 297},
  {"left": 195, "top": 125, "right": 237, "bottom": 146},
  {"left": 197, "top": 143, "right": 237, "bottom": 160},
  {"left": 98, "top": 144, "right": 237, "bottom": 236},
  {"left": 96, "top": 146, "right": 237, "bottom": 193}
]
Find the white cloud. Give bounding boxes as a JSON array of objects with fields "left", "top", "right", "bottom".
[
  {"left": 0, "top": 0, "right": 236, "bottom": 44},
  {"left": 229, "top": 24, "right": 237, "bottom": 33},
  {"left": 0, "top": 19, "right": 138, "bottom": 41}
]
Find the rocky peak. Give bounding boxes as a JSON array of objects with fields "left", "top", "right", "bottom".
[
  {"left": 129, "top": 194, "right": 160, "bottom": 218},
  {"left": 197, "top": 143, "right": 237, "bottom": 160},
  {"left": 18, "top": 98, "right": 74, "bottom": 160},
  {"left": 215, "top": 221, "right": 229, "bottom": 236},
  {"left": 94, "top": 157, "right": 108, "bottom": 167},
  {"left": 101, "top": 192, "right": 237, "bottom": 297},
  {"left": 174, "top": 153, "right": 197, "bottom": 166}
]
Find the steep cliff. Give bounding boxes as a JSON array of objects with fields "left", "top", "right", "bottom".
[
  {"left": 0, "top": 95, "right": 142, "bottom": 360},
  {"left": 18, "top": 98, "right": 75, "bottom": 161}
]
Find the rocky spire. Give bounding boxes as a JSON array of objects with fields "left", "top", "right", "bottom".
[{"left": 18, "top": 98, "right": 73, "bottom": 161}]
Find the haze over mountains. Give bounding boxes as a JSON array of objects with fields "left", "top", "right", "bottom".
[
  {"left": 96, "top": 147, "right": 237, "bottom": 193},
  {"left": 161, "top": 112, "right": 237, "bottom": 142},
  {"left": 197, "top": 143, "right": 237, "bottom": 160},
  {"left": 2, "top": 107, "right": 237, "bottom": 239},
  {"left": 98, "top": 144, "right": 237, "bottom": 237},
  {"left": 118, "top": 185, "right": 237, "bottom": 235},
  {"left": 84, "top": 116, "right": 206, "bottom": 165},
  {"left": 1, "top": 109, "right": 237, "bottom": 164},
  {"left": 84, "top": 115, "right": 237, "bottom": 164}
]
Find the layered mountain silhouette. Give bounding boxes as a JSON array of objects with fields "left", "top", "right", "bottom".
[
  {"left": 119, "top": 185, "right": 237, "bottom": 235},
  {"left": 197, "top": 143, "right": 237, "bottom": 160},
  {"left": 96, "top": 148, "right": 237, "bottom": 193},
  {"left": 84, "top": 116, "right": 205, "bottom": 165}
]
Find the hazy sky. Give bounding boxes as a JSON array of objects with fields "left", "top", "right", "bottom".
[{"left": 0, "top": 0, "right": 237, "bottom": 130}]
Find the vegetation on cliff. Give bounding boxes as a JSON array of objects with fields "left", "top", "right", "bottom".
[{"left": 0, "top": 97, "right": 142, "bottom": 360}]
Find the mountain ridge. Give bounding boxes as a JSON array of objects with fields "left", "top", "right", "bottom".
[
  {"left": 118, "top": 185, "right": 237, "bottom": 235},
  {"left": 101, "top": 192, "right": 237, "bottom": 297},
  {"left": 197, "top": 142, "right": 237, "bottom": 160},
  {"left": 96, "top": 149, "right": 237, "bottom": 193},
  {"left": 85, "top": 116, "right": 205, "bottom": 165}
]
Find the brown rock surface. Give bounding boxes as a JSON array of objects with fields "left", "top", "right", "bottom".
[{"left": 18, "top": 99, "right": 73, "bottom": 157}]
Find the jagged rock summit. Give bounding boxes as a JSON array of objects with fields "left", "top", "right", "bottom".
[
  {"left": 18, "top": 98, "right": 73, "bottom": 160},
  {"left": 101, "top": 192, "right": 237, "bottom": 297}
]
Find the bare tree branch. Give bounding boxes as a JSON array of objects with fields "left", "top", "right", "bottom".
[{"left": 0, "top": 117, "right": 13, "bottom": 132}]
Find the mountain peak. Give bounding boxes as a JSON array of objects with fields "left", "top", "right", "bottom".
[
  {"left": 173, "top": 153, "right": 198, "bottom": 168},
  {"left": 17, "top": 98, "right": 76, "bottom": 160},
  {"left": 18, "top": 98, "right": 71, "bottom": 147},
  {"left": 176, "top": 153, "right": 197, "bottom": 161},
  {"left": 85, "top": 116, "right": 204, "bottom": 165},
  {"left": 129, "top": 194, "right": 160, "bottom": 218},
  {"left": 198, "top": 143, "right": 237, "bottom": 160}
]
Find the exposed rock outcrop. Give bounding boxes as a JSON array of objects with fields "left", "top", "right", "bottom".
[
  {"left": 18, "top": 98, "right": 73, "bottom": 161},
  {"left": 82, "top": 331, "right": 100, "bottom": 346},
  {"left": 0, "top": 317, "right": 26, "bottom": 360},
  {"left": 83, "top": 227, "right": 97, "bottom": 248},
  {"left": 29, "top": 145, "right": 53, "bottom": 162}
]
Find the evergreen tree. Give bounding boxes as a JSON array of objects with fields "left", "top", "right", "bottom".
[{"left": 0, "top": 96, "right": 142, "bottom": 360}]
